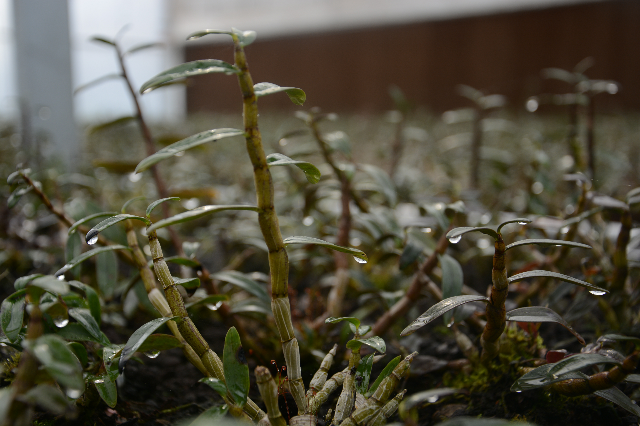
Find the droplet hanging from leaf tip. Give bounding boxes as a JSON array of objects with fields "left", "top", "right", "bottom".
[
  {"left": 354, "top": 256, "right": 367, "bottom": 264},
  {"left": 87, "top": 231, "right": 99, "bottom": 245},
  {"left": 589, "top": 290, "right": 606, "bottom": 296},
  {"left": 145, "top": 350, "right": 160, "bottom": 359},
  {"left": 448, "top": 235, "right": 462, "bottom": 244}
]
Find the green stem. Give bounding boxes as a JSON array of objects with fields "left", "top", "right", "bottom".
[
  {"left": 480, "top": 234, "right": 507, "bottom": 363},
  {"left": 232, "top": 34, "right": 306, "bottom": 413}
]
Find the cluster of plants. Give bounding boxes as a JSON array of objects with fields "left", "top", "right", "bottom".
[{"left": 1, "top": 26, "right": 639, "bottom": 426}]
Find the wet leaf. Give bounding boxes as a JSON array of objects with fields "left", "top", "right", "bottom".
[
  {"left": 146, "top": 204, "right": 259, "bottom": 233},
  {"left": 399, "top": 388, "right": 460, "bottom": 414},
  {"left": 284, "top": 236, "right": 368, "bottom": 263},
  {"left": 25, "top": 276, "right": 70, "bottom": 296},
  {"left": 67, "top": 281, "right": 101, "bottom": 325},
  {"left": 68, "top": 342, "right": 88, "bottom": 366},
  {"left": 1, "top": 289, "right": 26, "bottom": 342},
  {"left": 65, "top": 232, "right": 82, "bottom": 280},
  {"left": 212, "top": 271, "right": 269, "bottom": 302},
  {"left": 401, "top": 295, "right": 489, "bottom": 336},
  {"left": 97, "top": 249, "right": 118, "bottom": 300},
  {"left": 347, "top": 336, "right": 386, "bottom": 353},
  {"left": 187, "top": 28, "right": 257, "bottom": 46},
  {"left": 55, "top": 323, "right": 109, "bottom": 344},
  {"left": 54, "top": 245, "right": 130, "bottom": 277},
  {"left": 505, "top": 239, "right": 591, "bottom": 251},
  {"left": 348, "top": 323, "right": 371, "bottom": 336},
  {"left": 29, "top": 335, "right": 85, "bottom": 393},
  {"left": 14, "top": 274, "right": 43, "bottom": 290},
  {"left": 223, "top": 327, "right": 249, "bottom": 407},
  {"left": 254, "top": 82, "right": 306, "bottom": 106},
  {"left": 506, "top": 306, "right": 585, "bottom": 345},
  {"left": 599, "top": 334, "right": 640, "bottom": 344},
  {"left": 173, "top": 276, "right": 201, "bottom": 291},
  {"left": 8, "top": 185, "right": 32, "bottom": 208},
  {"left": 325, "top": 316, "right": 361, "bottom": 329},
  {"left": 23, "top": 384, "right": 72, "bottom": 414},
  {"left": 68, "top": 212, "right": 118, "bottom": 235},
  {"left": 355, "top": 354, "right": 374, "bottom": 394},
  {"left": 508, "top": 270, "right": 608, "bottom": 294},
  {"left": 439, "top": 254, "right": 464, "bottom": 324},
  {"left": 93, "top": 374, "right": 118, "bottom": 408},
  {"left": 68, "top": 308, "right": 108, "bottom": 345},
  {"left": 74, "top": 73, "right": 121, "bottom": 94},
  {"left": 121, "top": 196, "right": 146, "bottom": 213},
  {"left": 85, "top": 214, "right": 151, "bottom": 244},
  {"left": 146, "top": 197, "right": 180, "bottom": 218},
  {"left": 366, "top": 355, "right": 401, "bottom": 397},
  {"left": 399, "top": 242, "right": 423, "bottom": 270},
  {"left": 126, "top": 42, "right": 163, "bottom": 55},
  {"left": 185, "top": 294, "right": 229, "bottom": 310},
  {"left": 140, "top": 60, "right": 240, "bottom": 94},
  {"left": 266, "top": 153, "right": 320, "bottom": 183},
  {"left": 89, "top": 116, "right": 137, "bottom": 135},
  {"left": 199, "top": 377, "right": 228, "bottom": 398},
  {"left": 119, "top": 316, "right": 180, "bottom": 373},
  {"left": 137, "top": 334, "right": 183, "bottom": 353},
  {"left": 594, "top": 386, "right": 640, "bottom": 417},
  {"left": 446, "top": 226, "right": 499, "bottom": 242}
]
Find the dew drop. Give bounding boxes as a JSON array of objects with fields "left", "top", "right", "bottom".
[
  {"left": 145, "top": 350, "right": 160, "bottom": 359},
  {"left": 516, "top": 390, "right": 523, "bottom": 393},
  {"left": 303, "top": 216, "right": 314, "bottom": 226},
  {"left": 353, "top": 256, "right": 367, "bottom": 264},
  {"left": 66, "top": 389, "right": 82, "bottom": 399},
  {"left": 589, "top": 290, "right": 606, "bottom": 296},
  {"left": 448, "top": 235, "right": 462, "bottom": 244},
  {"left": 93, "top": 378, "right": 104, "bottom": 384},
  {"left": 206, "top": 301, "right": 223, "bottom": 311},
  {"left": 53, "top": 317, "right": 69, "bottom": 328},
  {"left": 446, "top": 319, "right": 454, "bottom": 328},
  {"left": 87, "top": 234, "right": 99, "bottom": 245},
  {"left": 517, "top": 221, "right": 528, "bottom": 225},
  {"left": 57, "top": 275, "right": 65, "bottom": 281},
  {"left": 427, "top": 396, "right": 439, "bottom": 403},
  {"left": 560, "top": 226, "right": 570, "bottom": 234}
]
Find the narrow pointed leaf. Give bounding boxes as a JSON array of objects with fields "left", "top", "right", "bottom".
[
  {"left": 28, "top": 276, "right": 70, "bottom": 295},
  {"left": 366, "top": 355, "right": 401, "bottom": 397},
  {"left": 55, "top": 323, "right": 109, "bottom": 344},
  {"left": 627, "top": 187, "right": 640, "bottom": 200},
  {"left": 85, "top": 214, "right": 151, "bottom": 244},
  {"left": 399, "top": 388, "right": 460, "bottom": 412},
  {"left": 223, "top": 327, "right": 249, "bottom": 407},
  {"left": 119, "top": 316, "right": 180, "bottom": 373},
  {"left": 506, "top": 307, "right": 585, "bottom": 345},
  {"left": 355, "top": 354, "right": 375, "bottom": 394},
  {"left": 594, "top": 386, "right": 640, "bottom": 417},
  {"left": 137, "top": 334, "right": 183, "bottom": 353},
  {"left": 68, "top": 308, "right": 107, "bottom": 345},
  {"left": 126, "top": 42, "right": 163, "bottom": 55},
  {"left": 439, "top": 254, "right": 464, "bottom": 324},
  {"left": 8, "top": 185, "right": 32, "bottom": 208},
  {"left": 68, "top": 212, "right": 118, "bottom": 235},
  {"left": 89, "top": 116, "right": 137, "bottom": 135},
  {"left": 446, "top": 226, "right": 499, "bottom": 241},
  {"left": 512, "top": 368, "right": 585, "bottom": 392},
  {"left": 551, "top": 354, "right": 618, "bottom": 382},
  {"left": 1, "top": 290, "right": 27, "bottom": 342},
  {"left": 497, "top": 218, "right": 531, "bottom": 233},
  {"left": 121, "top": 196, "right": 146, "bottom": 213},
  {"left": 506, "top": 239, "right": 591, "bottom": 251},
  {"left": 284, "top": 236, "right": 368, "bottom": 263},
  {"left": 624, "top": 374, "right": 640, "bottom": 384},
  {"left": 55, "top": 245, "right": 130, "bottom": 277},
  {"left": 186, "top": 29, "right": 233, "bottom": 40},
  {"left": 508, "top": 270, "right": 608, "bottom": 294},
  {"left": 146, "top": 204, "right": 259, "bottom": 233},
  {"left": 14, "top": 274, "right": 43, "bottom": 290},
  {"left": 232, "top": 28, "right": 258, "bottom": 46},
  {"left": 254, "top": 82, "right": 306, "bottom": 106},
  {"left": 29, "top": 335, "right": 84, "bottom": 392},
  {"left": 140, "top": 60, "right": 239, "bottom": 94},
  {"left": 91, "top": 36, "right": 115, "bottom": 46},
  {"left": 185, "top": 294, "right": 229, "bottom": 310},
  {"left": 347, "top": 336, "right": 386, "bottom": 353},
  {"left": 266, "top": 153, "right": 321, "bottom": 184},
  {"left": 599, "top": 334, "right": 640, "bottom": 344},
  {"left": 23, "top": 384, "right": 72, "bottom": 414},
  {"left": 135, "top": 128, "right": 244, "bottom": 173},
  {"left": 146, "top": 197, "right": 180, "bottom": 218},
  {"left": 93, "top": 374, "right": 118, "bottom": 408},
  {"left": 591, "top": 194, "right": 629, "bottom": 210},
  {"left": 74, "top": 73, "right": 122, "bottom": 94},
  {"left": 401, "top": 295, "right": 489, "bottom": 336},
  {"left": 68, "top": 281, "right": 101, "bottom": 325},
  {"left": 173, "top": 276, "right": 201, "bottom": 290},
  {"left": 199, "top": 377, "right": 228, "bottom": 398},
  {"left": 211, "top": 271, "right": 268, "bottom": 302},
  {"left": 325, "top": 316, "right": 361, "bottom": 329}
]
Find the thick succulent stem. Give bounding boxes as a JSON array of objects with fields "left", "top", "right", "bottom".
[
  {"left": 333, "top": 347, "right": 361, "bottom": 425},
  {"left": 368, "top": 390, "right": 406, "bottom": 426},
  {"left": 307, "top": 344, "right": 338, "bottom": 399},
  {"left": 255, "top": 366, "right": 287, "bottom": 426},
  {"left": 308, "top": 369, "right": 348, "bottom": 415},
  {"left": 480, "top": 234, "right": 507, "bottom": 363},
  {"left": 147, "top": 229, "right": 265, "bottom": 421},
  {"left": 367, "top": 352, "right": 416, "bottom": 409},
  {"left": 232, "top": 34, "right": 306, "bottom": 413}
]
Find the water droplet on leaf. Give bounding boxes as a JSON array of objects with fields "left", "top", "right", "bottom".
[
  {"left": 93, "top": 378, "right": 104, "bottom": 384},
  {"left": 427, "top": 396, "right": 439, "bottom": 403},
  {"left": 57, "top": 275, "right": 65, "bottom": 281},
  {"left": 353, "top": 256, "right": 367, "bottom": 264},
  {"left": 53, "top": 317, "right": 69, "bottom": 328},
  {"left": 66, "top": 389, "right": 82, "bottom": 399},
  {"left": 448, "top": 235, "right": 462, "bottom": 244},
  {"left": 206, "top": 301, "right": 223, "bottom": 311},
  {"left": 145, "top": 350, "right": 160, "bottom": 359},
  {"left": 87, "top": 234, "right": 99, "bottom": 245},
  {"left": 589, "top": 290, "right": 606, "bottom": 296},
  {"left": 303, "top": 216, "right": 314, "bottom": 226}
]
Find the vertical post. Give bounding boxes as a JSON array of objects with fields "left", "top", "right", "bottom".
[{"left": 13, "top": 0, "right": 77, "bottom": 168}]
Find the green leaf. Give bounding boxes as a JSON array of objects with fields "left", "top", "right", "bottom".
[
  {"left": 135, "top": 129, "right": 245, "bottom": 173},
  {"left": 146, "top": 197, "right": 180, "bottom": 218},
  {"left": 361, "top": 164, "right": 397, "bottom": 206},
  {"left": 187, "top": 28, "right": 257, "bottom": 46},
  {"left": 54, "top": 245, "right": 130, "bottom": 277},
  {"left": 6, "top": 170, "right": 25, "bottom": 184},
  {"left": 126, "top": 42, "right": 163, "bottom": 55},
  {"left": 173, "top": 276, "right": 201, "bottom": 291},
  {"left": 348, "top": 323, "right": 371, "bottom": 336},
  {"left": 165, "top": 256, "right": 201, "bottom": 268},
  {"left": 23, "top": 384, "right": 72, "bottom": 414},
  {"left": 399, "top": 388, "right": 460, "bottom": 413},
  {"left": 625, "top": 374, "right": 640, "bottom": 384},
  {"left": 65, "top": 232, "right": 82, "bottom": 280},
  {"left": 8, "top": 185, "right": 32, "bottom": 208},
  {"left": 347, "top": 336, "right": 386, "bottom": 353},
  {"left": 119, "top": 316, "right": 180, "bottom": 373},
  {"left": 254, "top": 82, "right": 306, "bottom": 106},
  {"left": 89, "top": 116, "right": 137, "bottom": 135},
  {"left": 55, "top": 323, "right": 109, "bottom": 344},
  {"left": 199, "top": 377, "right": 228, "bottom": 398},
  {"left": 439, "top": 254, "right": 464, "bottom": 325},
  {"left": 400, "top": 295, "right": 489, "bottom": 337},
  {"left": 355, "top": 354, "right": 375, "bottom": 394},
  {"left": 399, "top": 242, "right": 423, "bottom": 270},
  {"left": 68, "top": 342, "right": 88, "bottom": 366},
  {"left": 505, "top": 239, "right": 591, "bottom": 251},
  {"left": 266, "top": 153, "right": 320, "bottom": 184},
  {"left": 223, "top": 327, "right": 249, "bottom": 407},
  {"left": 506, "top": 307, "right": 585, "bottom": 345},
  {"left": 185, "top": 294, "right": 229, "bottom": 310},
  {"left": 325, "top": 316, "right": 361, "bottom": 329},
  {"left": 137, "top": 334, "right": 183, "bottom": 353},
  {"left": 93, "top": 374, "right": 118, "bottom": 408},
  {"left": 594, "top": 386, "right": 640, "bottom": 417},
  {"left": 1, "top": 290, "right": 26, "bottom": 342},
  {"left": 284, "top": 236, "right": 368, "bottom": 263},
  {"left": 508, "top": 270, "right": 608, "bottom": 295},
  {"left": 29, "top": 335, "right": 85, "bottom": 393},
  {"left": 146, "top": 204, "right": 259, "bottom": 233},
  {"left": 14, "top": 274, "right": 43, "bottom": 290},
  {"left": 67, "top": 281, "right": 101, "bottom": 325},
  {"left": 91, "top": 36, "right": 115, "bottom": 46},
  {"left": 599, "top": 334, "right": 640, "bottom": 344},
  {"left": 85, "top": 214, "right": 151, "bottom": 244},
  {"left": 68, "top": 212, "right": 119, "bottom": 235},
  {"left": 121, "top": 196, "right": 146, "bottom": 213},
  {"left": 212, "top": 271, "right": 269, "bottom": 302},
  {"left": 366, "top": 355, "right": 401, "bottom": 397},
  {"left": 446, "top": 226, "right": 499, "bottom": 242},
  {"left": 422, "top": 203, "right": 449, "bottom": 231},
  {"left": 27, "top": 276, "right": 70, "bottom": 296},
  {"left": 97, "top": 249, "right": 118, "bottom": 300},
  {"left": 68, "top": 308, "right": 108, "bottom": 345},
  {"left": 140, "top": 60, "right": 240, "bottom": 94},
  {"left": 74, "top": 73, "right": 121, "bottom": 94}
]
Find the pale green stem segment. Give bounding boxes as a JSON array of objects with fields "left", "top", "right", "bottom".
[
  {"left": 338, "top": 405, "right": 381, "bottom": 426},
  {"left": 333, "top": 346, "right": 362, "bottom": 424},
  {"left": 480, "top": 234, "right": 507, "bottom": 363},
  {"left": 231, "top": 34, "right": 306, "bottom": 413},
  {"left": 307, "top": 344, "right": 338, "bottom": 400},
  {"left": 368, "top": 390, "right": 407, "bottom": 426},
  {"left": 367, "top": 352, "right": 416, "bottom": 408},
  {"left": 255, "top": 366, "right": 287, "bottom": 426},
  {"left": 308, "top": 368, "right": 349, "bottom": 415},
  {"left": 147, "top": 229, "right": 265, "bottom": 421},
  {"left": 125, "top": 220, "right": 207, "bottom": 375}
]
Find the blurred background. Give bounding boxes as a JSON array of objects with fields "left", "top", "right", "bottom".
[{"left": 1, "top": 0, "right": 639, "bottom": 166}]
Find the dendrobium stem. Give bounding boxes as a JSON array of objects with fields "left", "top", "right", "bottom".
[{"left": 480, "top": 234, "right": 507, "bottom": 363}]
